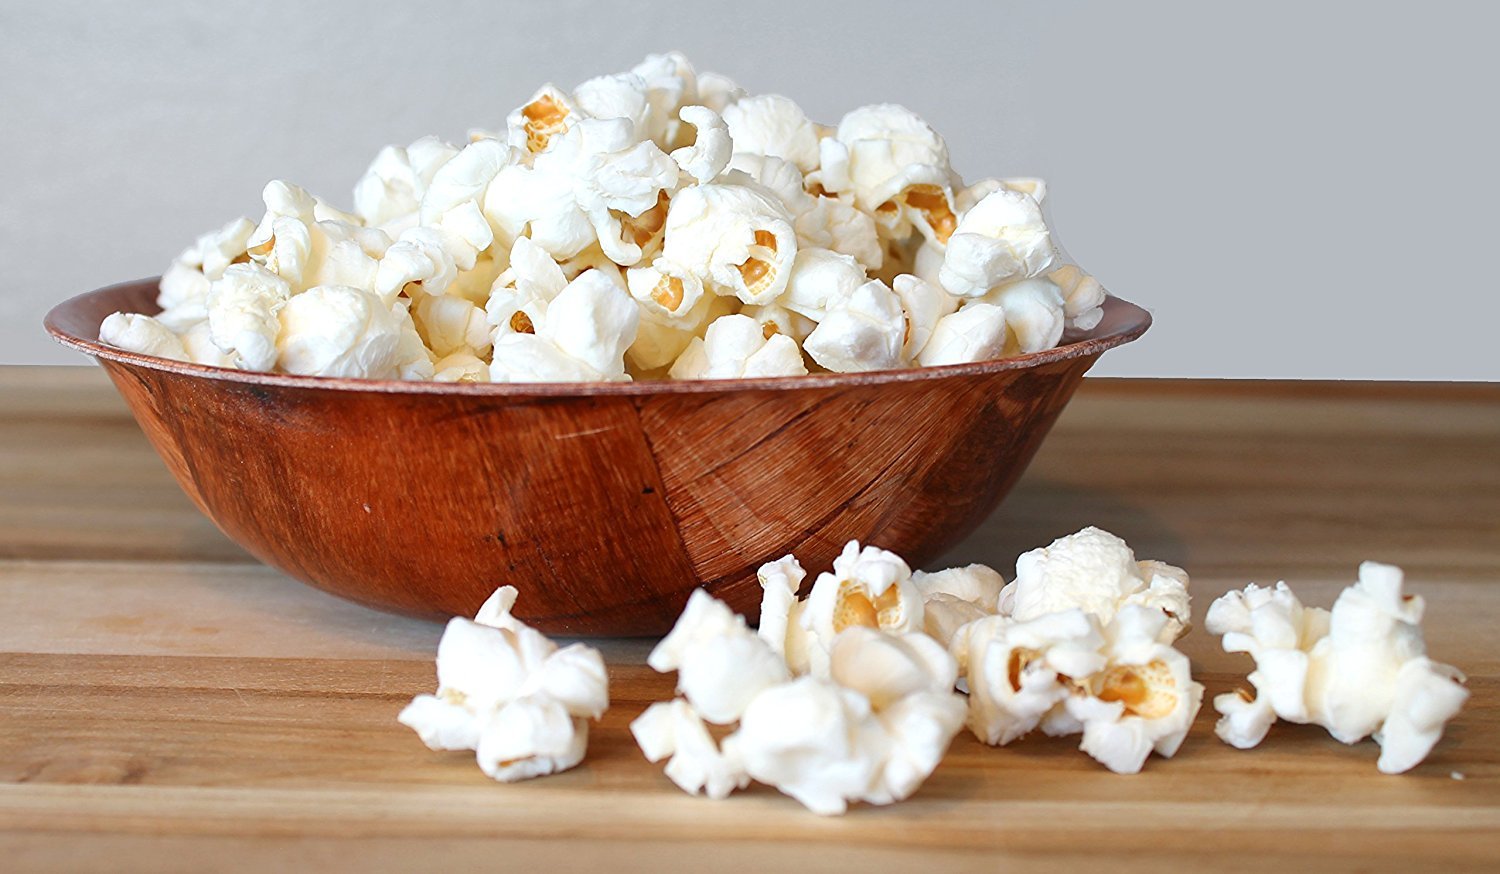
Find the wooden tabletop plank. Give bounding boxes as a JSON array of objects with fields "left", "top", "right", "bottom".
[{"left": 1, "top": 366, "right": 1496, "bottom": 872}]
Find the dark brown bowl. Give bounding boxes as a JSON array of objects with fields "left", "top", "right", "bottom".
[{"left": 46, "top": 278, "right": 1150, "bottom": 635}]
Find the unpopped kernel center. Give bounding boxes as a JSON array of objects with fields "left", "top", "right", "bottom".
[
  {"left": 651, "top": 276, "right": 685, "bottom": 311},
  {"left": 1098, "top": 660, "right": 1178, "bottom": 720},
  {"left": 522, "top": 95, "right": 570, "bottom": 153},
  {"left": 903, "top": 185, "right": 956, "bottom": 243},
  {"left": 509, "top": 311, "right": 535, "bottom": 334},
  {"left": 736, "top": 230, "right": 779, "bottom": 293}
]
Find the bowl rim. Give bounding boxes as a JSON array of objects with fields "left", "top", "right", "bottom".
[{"left": 45, "top": 277, "right": 1151, "bottom": 397}]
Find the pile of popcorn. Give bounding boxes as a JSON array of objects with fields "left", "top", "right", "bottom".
[
  {"left": 99, "top": 52, "right": 1108, "bottom": 383},
  {"left": 400, "top": 528, "right": 1468, "bottom": 815}
]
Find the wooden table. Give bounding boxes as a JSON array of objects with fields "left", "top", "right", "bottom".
[{"left": 2, "top": 367, "right": 1496, "bottom": 872}]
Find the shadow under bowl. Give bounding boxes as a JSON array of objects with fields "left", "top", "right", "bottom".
[{"left": 46, "top": 278, "right": 1150, "bottom": 635}]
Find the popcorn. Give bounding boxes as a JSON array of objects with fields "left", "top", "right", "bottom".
[
  {"left": 917, "top": 302, "right": 1008, "bottom": 367},
  {"left": 890, "top": 274, "right": 957, "bottom": 361},
  {"left": 640, "top": 582, "right": 963, "bottom": 816},
  {"left": 399, "top": 586, "right": 608, "bottom": 782},
  {"left": 912, "top": 563, "right": 1005, "bottom": 648},
  {"left": 795, "top": 540, "right": 925, "bottom": 674},
  {"left": 779, "top": 247, "right": 868, "bottom": 322},
  {"left": 722, "top": 95, "right": 822, "bottom": 173},
  {"left": 953, "top": 610, "right": 1107, "bottom": 745},
  {"left": 490, "top": 268, "right": 640, "bottom": 382},
  {"left": 976, "top": 277, "right": 1067, "bottom": 355},
  {"left": 938, "top": 188, "right": 1055, "bottom": 298},
  {"left": 99, "top": 313, "right": 190, "bottom": 362},
  {"left": 998, "top": 527, "right": 1192, "bottom": 643},
  {"left": 669, "top": 105, "right": 733, "bottom": 185},
  {"left": 246, "top": 181, "right": 392, "bottom": 294},
  {"left": 156, "top": 217, "right": 256, "bottom": 328},
  {"left": 1048, "top": 263, "right": 1106, "bottom": 332},
  {"left": 815, "top": 104, "right": 958, "bottom": 244},
  {"left": 275, "top": 285, "right": 407, "bottom": 379},
  {"left": 117, "top": 52, "right": 1109, "bottom": 383},
  {"left": 802, "top": 279, "right": 907, "bottom": 372},
  {"left": 631, "top": 699, "right": 750, "bottom": 799},
  {"left": 1206, "top": 563, "right": 1469, "bottom": 773},
  {"left": 206, "top": 264, "right": 291, "bottom": 371},
  {"left": 667, "top": 314, "right": 807, "bottom": 380},
  {"left": 353, "top": 136, "right": 460, "bottom": 232},
  {"left": 1070, "top": 605, "right": 1203, "bottom": 774},
  {"left": 661, "top": 181, "right": 798, "bottom": 304},
  {"left": 648, "top": 589, "right": 790, "bottom": 724}
]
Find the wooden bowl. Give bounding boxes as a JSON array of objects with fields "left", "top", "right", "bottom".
[{"left": 46, "top": 279, "right": 1150, "bottom": 635}]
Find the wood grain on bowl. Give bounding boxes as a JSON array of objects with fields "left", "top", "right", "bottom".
[{"left": 45, "top": 279, "right": 1150, "bottom": 634}]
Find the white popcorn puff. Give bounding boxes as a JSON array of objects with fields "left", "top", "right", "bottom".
[
  {"left": 487, "top": 236, "right": 569, "bottom": 335},
  {"left": 756, "top": 555, "right": 812, "bottom": 673},
  {"left": 802, "top": 279, "right": 907, "bottom": 373},
  {"left": 631, "top": 699, "right": 750, "bottom": 799},
  {"left": 179, "top": 320, "right": 237, "bottom": 367},
  {"left": 399, "top": 585, "right": 608, "bottom": 782},
  {"left": 246, "top": 180, "right": 392, "bottom": 294},
  {"left": 648, "top": 589, "right": 791, "bottom": 724},
  {"left": 1047, "top": 263, "right": 1107, "bottom": 332},
  {"left": 276, "top": 285, "right": 407, "bottom": 379},
  {"left": 413, "top": 293, "right": 492, "bottom": 358},
  {"left": 643, "top": 564, "right": 963, "bottom": 815},
  {"left": 912, "top": 561, "right": 1005, "bottom": 649},
  {"left": 661, "top": 182, "right": 797, "bottom": 304},
  {"left": 815, "top": 104, "right": 959, "bottom": 244},
  {"left": 1206, "top": 563, "right": 1469, "bottom": 774},
  {"left": 975, "top": 277, "right": 1067, "bottom": 355},
  {"left": 490, "top": 268, "right": 640, "bottom": 383},
  {"left": 669, "top": 105, "right": 733, "bottom": 185},
  {"left": 953, "top": 610, "right": 1107, "bottom": 745},
  {"left": 629, "top": 51, "right": 700, "bottom": 148},
  {"left": 1067, "top": 605, "right": 1204, "bottom": 774},
  {"left": 156, "top": 216, "right": 257, "bottom": 327},
  {"left": 798, "top": 540, "right": 925, "bottom": 675},
  {"left": 353, "top": 136, "right": 460, "bottom": 232},
  {"left": 917, "top": 302, "right": 1008, "bottom": 367},
  {"left": 779, "top": 247, "right": 868, "bottom": 322},
  {"left": 694, "top": 71, "right": 745, "bottom": 113},
  {"left": 626, "top": 293, "right": 737, "bottom": 375},
  {"left": 938, "top": 188, "right": 1055, "bottom": 298},
  {"left": 667, "top": 314, "right": 807, "bottom": 380},
  {"left": 206, "top": 264, "right": 292, "bottom": 371},
  {"left": 391, "top": 300, "right": 436, "bottom": 381},
  {"left": 999, "top": 527, "right": 1192, "bottom": 643},
  {"left": 571, "top": 73, "right": 653, "bottom": 141},
  {"left": 420, "top": 138, "right": 514, "bottom": 229},
  {"left": 99, "top": 313, "right": 190, "bottom": 362},
  {"left": 891, "top": 274, "right": 958, "bottom": 361},
  {"left": 432, "top": 350, "right": 488, "bottom": 383},
  {"left": 723, "top": 677, "right": 884, "bottom": 815},
  {"left": 723, "top": 94, "right": 822, "bottom": 173}
]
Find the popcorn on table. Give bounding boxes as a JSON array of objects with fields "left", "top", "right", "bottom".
[
  {"left": 399, "top": 586, "right": 608, "bottom": 782},
  {"left": 100, "top": 52, "right": 1108, "bottom": 382},
  {"left": 1206, "top": 562, "right": 1468, "bottom": 774},
  {"left": 635, "top": 545, "right": 966, "bottom": 815}
]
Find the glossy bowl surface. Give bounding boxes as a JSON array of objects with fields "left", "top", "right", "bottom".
[{"left": 47, "top": 278, "right": 1150, "bottom": 634}]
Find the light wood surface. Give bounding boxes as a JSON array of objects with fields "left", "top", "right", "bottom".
[{"left": 2, "top": 366, "right": 1496, "bottom": 872}]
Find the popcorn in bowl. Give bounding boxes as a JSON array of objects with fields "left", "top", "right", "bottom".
[{"left": 100, "top": 52, "right": 1109, "bottom": 382}]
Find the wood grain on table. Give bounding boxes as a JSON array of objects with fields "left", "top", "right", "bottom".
[{"left": 1, "top": 366, "right": 1496, "bottom": 872}]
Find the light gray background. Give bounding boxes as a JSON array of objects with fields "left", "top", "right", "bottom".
[{"left": 4, "top": 0, "right": 1496, "bottom": 378}]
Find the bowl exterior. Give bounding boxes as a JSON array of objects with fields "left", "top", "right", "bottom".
[{"left": 52, "top": 279, "right": 1147, "bottom": 635}]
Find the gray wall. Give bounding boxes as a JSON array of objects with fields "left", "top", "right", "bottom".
[{"left": 5, "top": 0, "right": 1496, "bottom": 378}]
